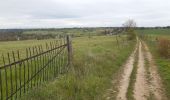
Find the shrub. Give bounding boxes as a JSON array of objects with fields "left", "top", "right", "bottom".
[
  {"left": 127, "top": 28, "right": 136, "bottom": 40},
  {"left": 157, "top": 38, "right": 170, "bottom": 58}
]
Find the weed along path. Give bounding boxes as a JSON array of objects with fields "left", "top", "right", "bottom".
[{"left": 106, "top": 39, "right": 167, "bottom": 100}]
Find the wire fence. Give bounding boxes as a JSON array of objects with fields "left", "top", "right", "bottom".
[{"left": 0, "top": 35, "right": 72, "bottom": 100}]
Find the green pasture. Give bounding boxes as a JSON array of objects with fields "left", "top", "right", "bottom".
[
  {"left": 19, "top": 36, "right": 136, "bottom": 100},
  {"left": 136, "top": 28, "right": 170, "bottom": 35}
]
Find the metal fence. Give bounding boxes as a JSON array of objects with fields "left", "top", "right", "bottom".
[{"left": 0, "top": 35, "right": 72, "bottom": 100}]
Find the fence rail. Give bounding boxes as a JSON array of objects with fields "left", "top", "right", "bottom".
[{"left": 0, "top": 35, "right": 72, "bottom": 100}]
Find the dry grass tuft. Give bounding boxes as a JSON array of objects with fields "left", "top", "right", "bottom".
[{"left": 157, "top": 38, "right": 170, "bottom": 58}]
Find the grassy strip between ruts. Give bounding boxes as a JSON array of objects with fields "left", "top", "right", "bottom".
[
  {"left": 19, "top": 36, "right": 136, "bottom": 100},
  {"left": 126, "top": 42, "right": 138, "bottom": 100}
]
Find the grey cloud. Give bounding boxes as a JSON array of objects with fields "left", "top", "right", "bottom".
[{"left": 0, "top": 0, "right": 170, "bottom": 28}]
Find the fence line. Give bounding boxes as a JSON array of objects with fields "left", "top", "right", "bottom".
[{"left": 0, "top": 35, "right": 72, "bottom": 100}]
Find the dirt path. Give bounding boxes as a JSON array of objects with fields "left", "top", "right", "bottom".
[
  {"left": 107, "top": 39, "right": 167, "bottom": 100},
  {"left": 106, "top": 40, "right": 168, "bottom": 100},
  {"left": 133, "top": 41, "right": 149, "bottom": 100},
  {"left": 116, "top": 44, "right": 138, "bottom": 100},
  {"left": 143, "top": 42, "right": 167, "bottom": 100}
]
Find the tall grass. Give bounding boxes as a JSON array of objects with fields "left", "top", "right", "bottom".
[
  {"left": 158, "top": 38, "right": 170, "bottom": 58},
  {"left": 20, "top": 36, "right": 136, "bottom": 100}
]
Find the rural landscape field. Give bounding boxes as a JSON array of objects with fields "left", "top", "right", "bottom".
[{"left": 0, "top": 0, "right": 170, "bottom": 100}]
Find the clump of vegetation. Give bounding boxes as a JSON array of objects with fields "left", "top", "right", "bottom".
[
  {"left": 123, "top": 19, "right": 137, "bottom": 40},
  {"left": 157, "top": 38, "right": 170, "bottom": 58}
]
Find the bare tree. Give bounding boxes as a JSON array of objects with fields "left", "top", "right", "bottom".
[
  {"left": 123, "top": 19, "right": 137, "bottom": 29},
  {"left": 123, "top": 19, "right": 137, "bottom": 40}
]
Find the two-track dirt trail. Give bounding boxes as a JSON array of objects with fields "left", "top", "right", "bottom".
[
  {"left": 133, "top": 41, "right": 149, "bottom": 100},
  {"left": 105, "top": 39, "right": 167, "bottom": 100}
]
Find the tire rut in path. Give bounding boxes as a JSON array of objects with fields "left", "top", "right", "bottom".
[{"left": 116, "top": 43, "right": 138, "bottom": 100}]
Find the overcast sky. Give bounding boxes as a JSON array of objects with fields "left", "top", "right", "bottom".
[{"left": 0, "top": 0, "right": 170, "bottom": 28}]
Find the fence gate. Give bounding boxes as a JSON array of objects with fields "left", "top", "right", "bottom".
[{"left": 0, "top": 35, "right": 72, "bottom": 100}]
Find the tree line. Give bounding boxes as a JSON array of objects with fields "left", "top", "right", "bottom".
[{"left": 0, "top": 29, "right": 57, "bottom": 41}]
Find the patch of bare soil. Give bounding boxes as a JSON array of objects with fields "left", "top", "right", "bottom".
[
  {"left": 115, "top": 44, "right": 138, "bottom": 100},
  {"left": 143, "top": 42, "right": 167, "bottom": 100},
  {"left": 133, "top": 42, "right": 149, "bottom": 100}
]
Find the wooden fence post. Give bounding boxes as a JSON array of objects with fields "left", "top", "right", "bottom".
[
  {"left": 116, "top": 35, "right": 120, "bottom": 49},
  {"left": 67, "top": 35, "right": 72, "bottom": 65}
]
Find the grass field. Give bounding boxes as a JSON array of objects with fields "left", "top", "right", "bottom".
[
  {"left": 8, "top": 36, "right": 136, "bottom": 100},
  {"left": 0, "top": 39, "right": 66, "bottom": 65},
  {"left": 136, "top": 28, "right": 170, "bottom": 35},
  {"left": 0, "top": 39, "right": 54, "bottom": 57},
  {"left": 22, "top": 28, "right": 104, "bottom": 37}
]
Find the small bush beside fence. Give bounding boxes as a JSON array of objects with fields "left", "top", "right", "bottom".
[{"left": 0, "top": 36, "right": 72, "bottom": 100}]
